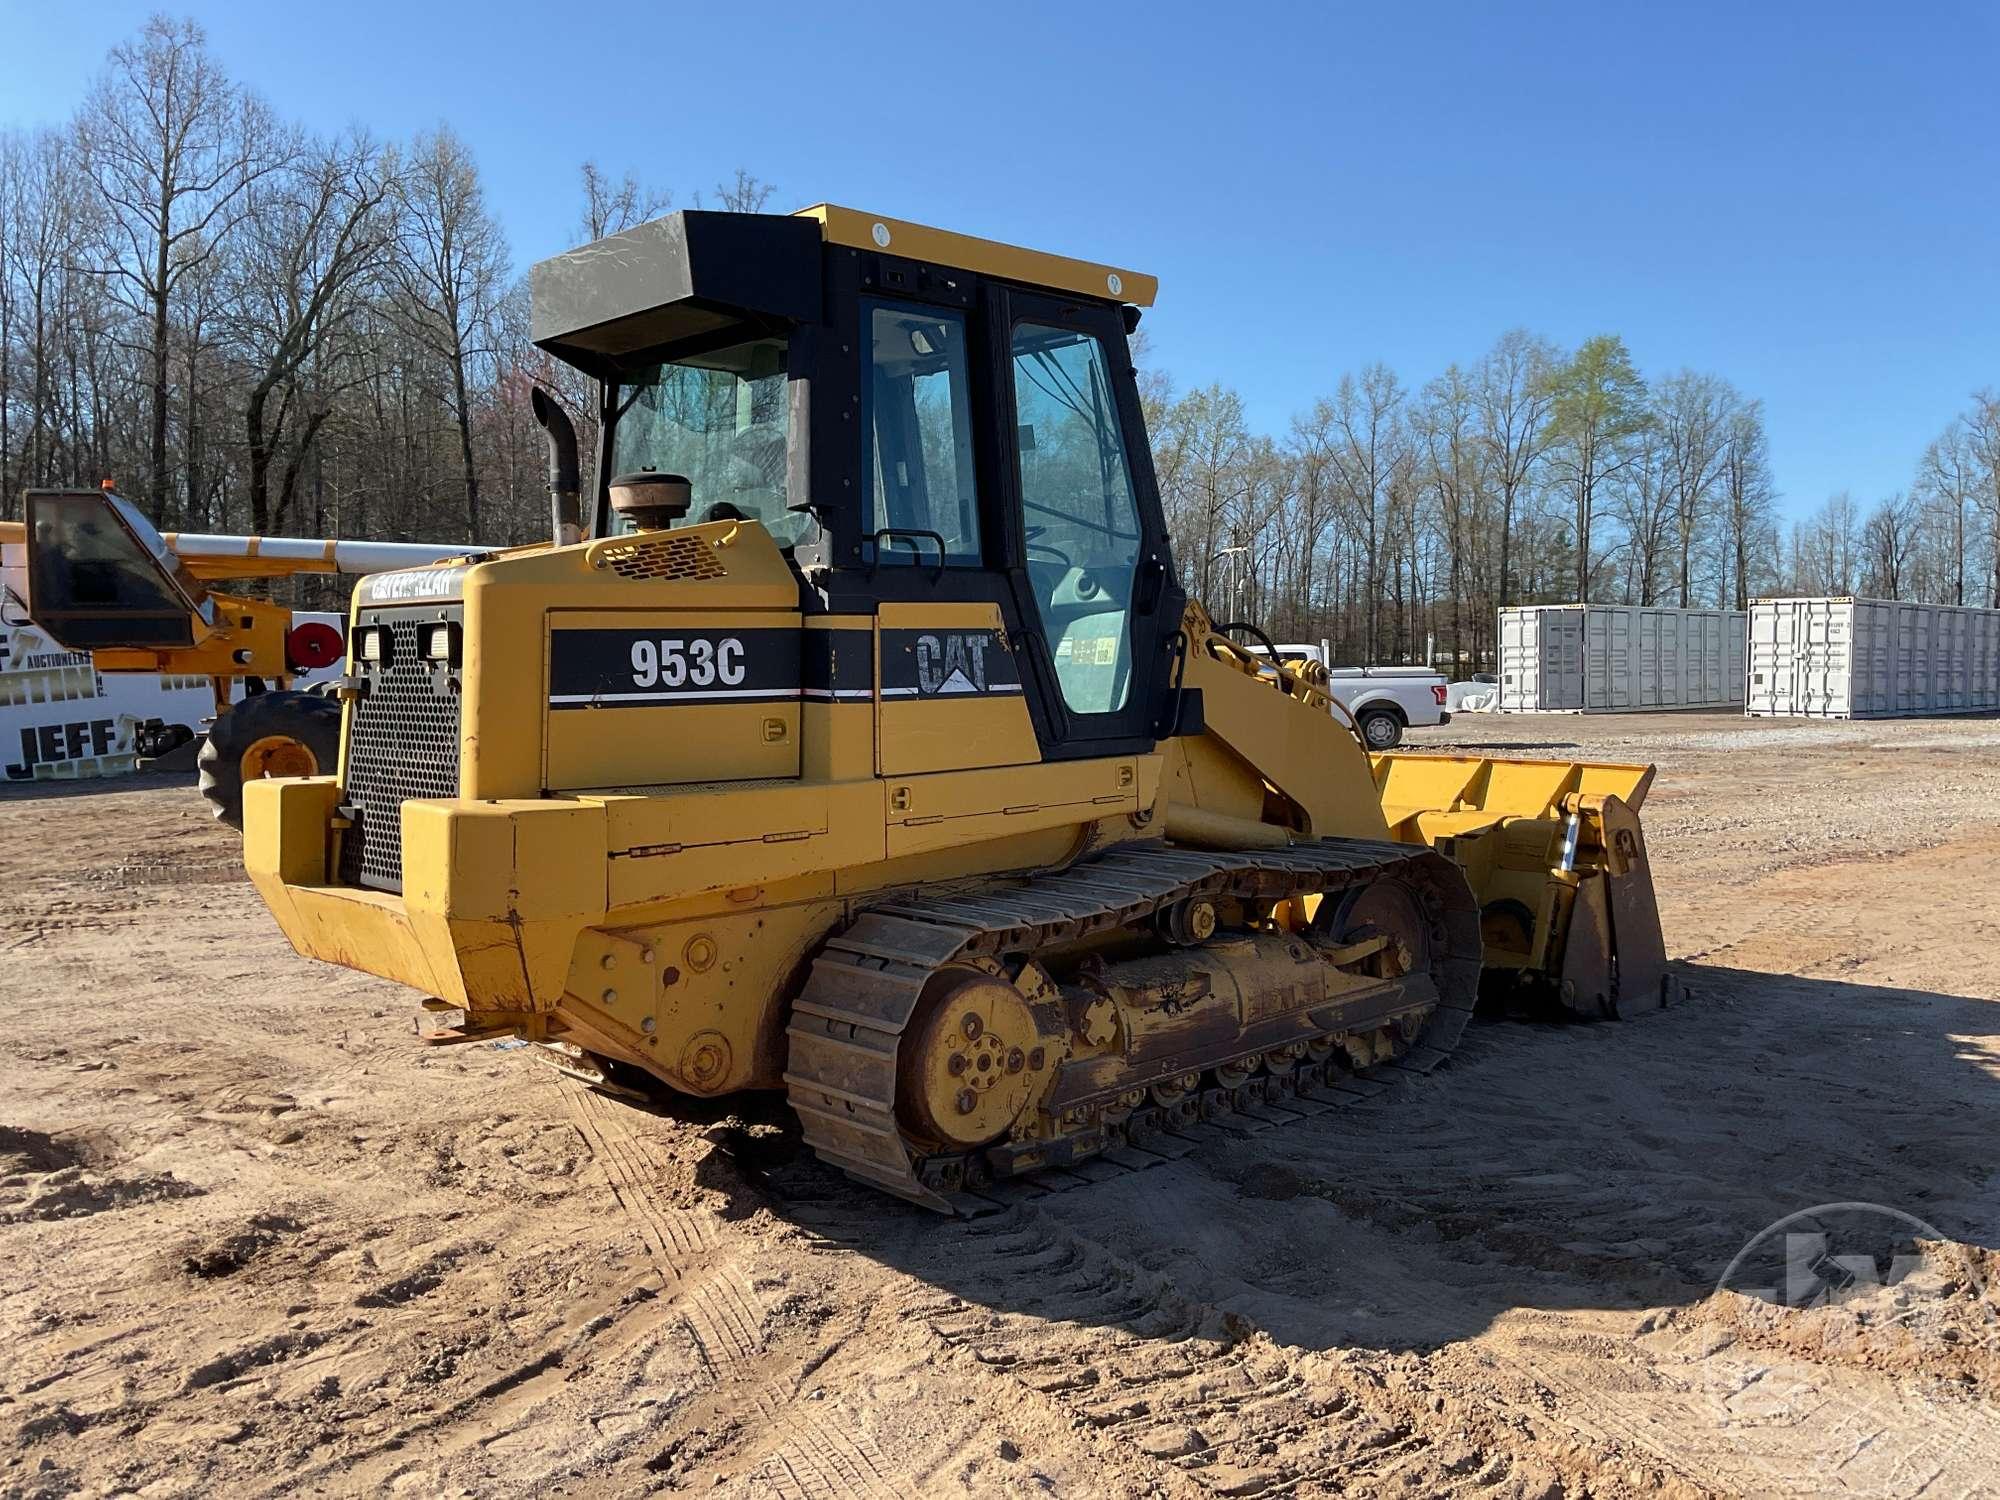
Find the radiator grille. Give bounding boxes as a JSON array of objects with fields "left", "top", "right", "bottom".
[
  {"left": 597, "top": 533, "right": 729, "bottom": 582},
  {"left": 337, "top": 607, "right": 462, "bottom": 891}
]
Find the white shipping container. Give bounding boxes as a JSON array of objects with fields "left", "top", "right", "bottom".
[
  {"left": 1745, "top": 597, "right": 2000, "bottom": 718},
  {"left": 1498, "top": 604, "right": 1748, "bottom": 713}
]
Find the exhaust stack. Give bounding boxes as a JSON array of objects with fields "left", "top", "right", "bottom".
[{"left": 530, "top": 387, "right": 583, "bottom": 547}]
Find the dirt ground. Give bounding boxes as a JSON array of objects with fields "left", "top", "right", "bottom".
[{"left": 4, "top": 710, "right": 1999, "bottom": 1499}]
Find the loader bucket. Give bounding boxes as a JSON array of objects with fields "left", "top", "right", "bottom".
[{"left": 1369, "top": 752, "right": 1668, "bottom": 1019}]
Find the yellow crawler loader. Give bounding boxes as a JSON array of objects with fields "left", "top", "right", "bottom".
[{"left": 69, "top": 206, "right": 1665, "bottom": 1209}]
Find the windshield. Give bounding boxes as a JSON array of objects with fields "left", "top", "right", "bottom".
[{"left": 609, "top": 336, "right": 808, "bottom": 544}]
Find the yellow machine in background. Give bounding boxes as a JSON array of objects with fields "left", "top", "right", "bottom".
[
  {"left": 20, "top": 487, "right": 467, "bottom": 826},
  {"left": 45, "top": 205, "right": 1671, "bottom": 1211}
]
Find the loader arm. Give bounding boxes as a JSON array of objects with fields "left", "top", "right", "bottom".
[
  {"left": 1162, "top": 605, "right": 1395, "bottom": 845},
  {"left": 1166, "top": 609, "right": 1669, "bottom": 1017}
]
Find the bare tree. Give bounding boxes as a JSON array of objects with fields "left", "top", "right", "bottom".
[
  {"left": 76, "top": 15, "right": 290, "bottom": 520},
  {"left": 1915, "top": 419, "right": 1979, "bottom": 604},
  {"left": 392, "top": 126, "right": 508, "bottom": 542},
  {"left": 1719, "top": 402, "right": 1776, "bottom": 608},
  {"left": 576, "top": 161, "right": 671, "bottom": 244},
  {"left": 1473, "top": 329, "right": 1557, "bottom": 609},
  {"left": 1965, "top": 391, "right": 2000, "bottom": 607},
  {"left": 236, "top": 131, "right": 395, "bottom": 532},
  {"left": 6, "top": 128, "right": 113, "bottom": 500},
  {"left": 1861, "top": 492, "right": 1919, "bottom": 597},
  {"left": 704, "top": 168, "right": 777, "bottom": 213},
  {"left": 1415, "top": 365, "right": 1485, "bottom": 671},
  {"left": 1323, "top": 364, "right": 1407, "bottom": 660},
  {"left": 1653, "top": 370, "right": 1738, "bottom": 605},
  {"left": 1610, "top": 424, "right": 1672, "bottom": 604},
  {"left": 1793, "top": 492, "right": 1862, "bottom": 595},
  {"left": 0, "top": 133, "right": 14, "bottom": 509},
  {"left": 174, "top": 229, "right": 229, "bottom": 528},
  {"left": 1155, "top": 384, "right": 1251, "bottom": 604},
  {"left": 1284, "top": 401, "right": 1342, "bottom": 645}
]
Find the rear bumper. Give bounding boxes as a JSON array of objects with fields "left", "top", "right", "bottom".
[
  {"left": 243, "top": 775, "right": 604, "bottom": 1011},
  {"left": 1436, "top": 711, "right": 1453, "bottom": 725}
]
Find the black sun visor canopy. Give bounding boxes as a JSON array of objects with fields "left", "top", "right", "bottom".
[{"left": 530, "top": 211, "right": 822, "bottom": 379}]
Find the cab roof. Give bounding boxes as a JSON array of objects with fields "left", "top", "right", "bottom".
[
  {"left": 531, "top": 205, "right": 1154, "bottom": 378},
  {"left": 795, "top": 204, "right": 1156, "bottom": 308}
]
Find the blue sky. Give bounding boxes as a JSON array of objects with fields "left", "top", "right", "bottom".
[{"left": 4, "top": 0, "right": 1995, "bottom": 518}]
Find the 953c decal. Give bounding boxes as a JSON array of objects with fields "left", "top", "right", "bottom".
[{"left": 549, "top": 627, "right": 801, "bottom": 708}]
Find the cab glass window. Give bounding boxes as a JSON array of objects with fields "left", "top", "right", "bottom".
[
  {"left": 864, "top": 302, "right": 981, "bottom": 566},
  {"left": 1010, "top": 322, "right": 1141, "bottom": 715},
  {"left": 610, "top": 336, "right": 805, "bottom": 543}
]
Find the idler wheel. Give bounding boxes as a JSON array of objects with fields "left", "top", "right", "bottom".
[{"left": 897, "top": 967, "right": 1043, "bottom": 1150}]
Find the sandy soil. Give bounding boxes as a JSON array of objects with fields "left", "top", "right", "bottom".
[{"left": 4, "top": 710, "right": 1998, "bottom": 1498}]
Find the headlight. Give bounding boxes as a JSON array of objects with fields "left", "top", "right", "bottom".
[
  {"left": 355, "top": 626, "right": 388, "bottom": 665},
  {"left": 421, "top": 621, "right": 461, "bottom": 665}
]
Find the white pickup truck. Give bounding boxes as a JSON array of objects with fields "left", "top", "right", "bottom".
[{"left": 1273, "top": 643, "right": 1451, "bottom": 750}]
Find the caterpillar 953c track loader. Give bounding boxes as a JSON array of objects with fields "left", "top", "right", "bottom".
[{"left": 229, "top": 206, "right": 1666, "bottom": 1210}]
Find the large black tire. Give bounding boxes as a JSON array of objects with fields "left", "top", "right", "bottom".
[
  {"left": 1356, "top": 704, "right": 1405, "bottom": 751},
  {"left": 197, "top": 689, "right": 342, "bottom": 831}
]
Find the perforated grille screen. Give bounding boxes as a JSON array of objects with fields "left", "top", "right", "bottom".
[
  {"left": 597, "top": 533, "right": 728, "bottom": 582},
  {"left": 337, "top": 606, "right": 462, "bottom": 892}
]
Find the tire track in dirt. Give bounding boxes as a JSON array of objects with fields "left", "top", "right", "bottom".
[
  {"left": 996, "top": 969, "right": 1996, "bottom": 1499},
  {"left": 115, "top": 1050, "right": 811, "bottom": 1495},
  {"left": 736, "top": 1385, "right": 914, "bottom": 1500},
  {"left": 556, "top": 1078, "right": 802, "bottom": 1405},
  {"left": 821, "top": 1068, "right": 1747, "bottom": 1500},
  {"left": 10, "top": 741, "right": 2000, "bottom": 1497},
  {"left": 888, "top": 1200, "right": 1460, "bottom": 1497},
  {"left": 559, "top": 1080, "right": 718, "bottom": 1274},
  {"left": 554, "top": 1076, "right": 924, "bottom": 1494}
]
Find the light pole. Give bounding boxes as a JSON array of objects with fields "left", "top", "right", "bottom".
[{"left": 1208, "top": 544, "right": 1248, "bottom": 622}]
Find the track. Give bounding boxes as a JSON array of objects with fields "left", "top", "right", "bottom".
[{"left": 785, "top": 838, "right": 1481, "bottom": 1212}]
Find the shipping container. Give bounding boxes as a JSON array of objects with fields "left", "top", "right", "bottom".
[
  {"left": 1497, "top": 604, "right": 1748, "bottom": 713},
  {"left": 1745, "top": 597, "right": 2000, "bottom": 718}
]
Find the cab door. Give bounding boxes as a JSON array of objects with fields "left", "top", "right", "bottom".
[
  {"left": 854, "top": 292, "right": 1042, "bottom": 776},
  {"left": 995, "top": 291, "right": 1181, "bottom": 760}
]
